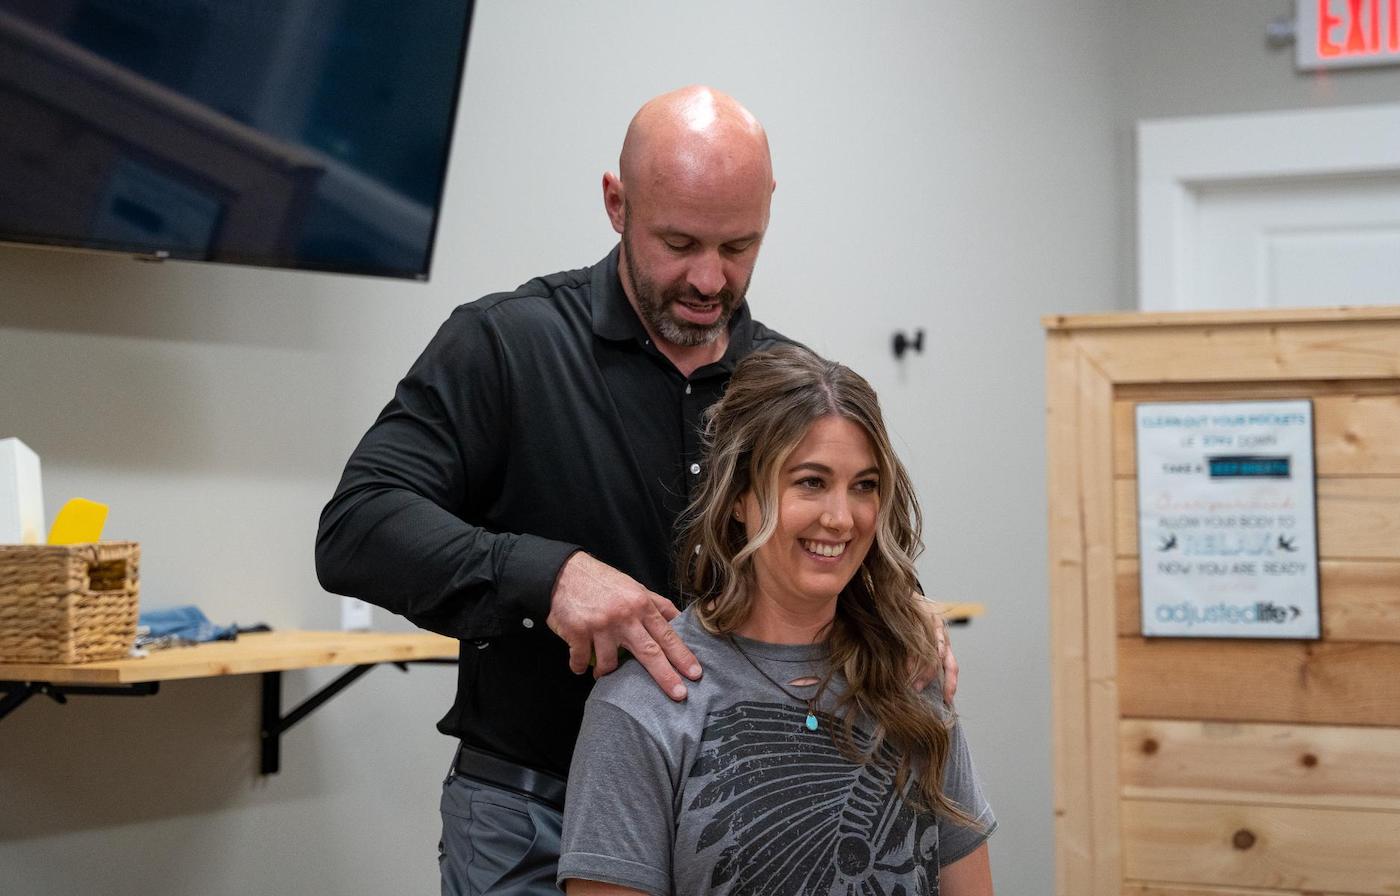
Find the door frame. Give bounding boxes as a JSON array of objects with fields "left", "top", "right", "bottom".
[{"left": 1137, "top": 103, "right": 1400, "bottom": 311}]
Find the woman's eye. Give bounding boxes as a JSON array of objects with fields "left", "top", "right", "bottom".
[
  {"left": 797, "top": 477, "right": 824, "bottom": 489},
  {"left": 854, "top": 479, "right": 879, "bottom": 493}
]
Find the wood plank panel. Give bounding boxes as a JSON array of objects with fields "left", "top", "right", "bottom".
[
  {"left": 1073, "top": 320, "right": 1400, "bottom": 384},
  {"left": 1313, "top": 478, "right": 1400, "bottom": 560},
  {"left": 1116, "top": 477, "right": 1400, "bottom": 560},
  {"left": 1114, "top": 392, "right": 1400, "bottom": 478},
  {"left": 1078, "top": 350, "right": 1123, "bottom": 896},
  {"left": 1121, "top": 799, "right": 1400, "bottom": 894},
  {"left": 1117, "top": 379, "right": 1400, "bottom": 401},
  {"left": 1317, "top": 560, "right": 1400, "bottom": 641},
  {"left": 1124, "top": 884, "right": 1349, "bottom": 896},
  {"left": 1044, "top": 307, "right": 1400, "bottom": 331},
  {"left": 1120, "top": 719, "right": 1400, "bottom": 809},
  {"left": 1116, "top": 559, "right": 1400, "bottom": 640},
  {"left": 1118, "top": 558, "right": 1141, "bottom": 635},
  {"left": 1046, "top": 331, "right": 1094, "bottom": 896},
  {"left": 1119, "top": 639, "right": 1400, "bottom": 727}
]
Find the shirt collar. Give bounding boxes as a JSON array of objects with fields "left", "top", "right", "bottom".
[{"left": 590, "top": 244, "right": 757, "bottom": 374}]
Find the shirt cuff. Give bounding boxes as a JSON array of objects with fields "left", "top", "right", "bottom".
[
  {"left": 940, "top": 817, "right": 997, "bottom": 867},
  {"left": 498, "top": 534, "right": 580, "bottom": 628},
  {"left": 558, "top": 853, "right": 668, "bottom": 896}
]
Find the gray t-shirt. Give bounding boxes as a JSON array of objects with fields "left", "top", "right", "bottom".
[{"left": 558, "top": 609, "right": 995, "bottom": 895}]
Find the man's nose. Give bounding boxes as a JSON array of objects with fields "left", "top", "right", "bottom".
[{"left": 687, "top": 252, "right": 725, "bottom": 297}]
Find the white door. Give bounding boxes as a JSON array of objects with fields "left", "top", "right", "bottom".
[{"left": 1137, "top": 104, "right": 1400, "bottom": 311}]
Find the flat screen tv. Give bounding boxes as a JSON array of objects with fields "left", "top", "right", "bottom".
[{"left": 0, "top": 1, "right": 475, "bottom": 280}]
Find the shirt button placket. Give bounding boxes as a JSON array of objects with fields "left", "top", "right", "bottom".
[{"left": 683, "top": 381, "right": 702, "bottom": 492}]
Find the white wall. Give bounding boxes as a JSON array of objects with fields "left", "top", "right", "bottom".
[{"left": 0, "top": 2, "right": 1123, "bottom": 893}]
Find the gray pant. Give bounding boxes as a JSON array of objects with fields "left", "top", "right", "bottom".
[{"left": 439, "top": 766, "right": 564, "bottom": 896}]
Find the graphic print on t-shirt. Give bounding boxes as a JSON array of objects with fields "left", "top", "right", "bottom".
[{"left": 685, "top": 700, "right": 940, "bottom": 895}]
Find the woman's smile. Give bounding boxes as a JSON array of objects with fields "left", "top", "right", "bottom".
[{"left": 798, "top": 539, "right": 848, "bottom": 559}]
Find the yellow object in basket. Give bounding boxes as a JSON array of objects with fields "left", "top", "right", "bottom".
[{"left": 47, "top": 498, "right": 109, "bottom": 545}]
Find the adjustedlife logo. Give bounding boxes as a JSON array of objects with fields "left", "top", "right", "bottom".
[{"left": 1155, "top": 601, "right": 1303, "bottom": 626}]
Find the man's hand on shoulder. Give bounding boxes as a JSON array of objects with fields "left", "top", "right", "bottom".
[
  {"left": 546, "top": 552, "right": 703, "bottom": 701},
  {"left": 912, "top": 597, "right": 959, "bottom": 704}
]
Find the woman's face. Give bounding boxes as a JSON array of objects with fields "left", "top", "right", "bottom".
[{"left": 739, "top": 415, "right": 880, "bottom": 609}]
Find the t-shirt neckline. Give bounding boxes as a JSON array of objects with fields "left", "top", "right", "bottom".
[{"left": 727, "top": 632, "right": 828, "bottom": 663}]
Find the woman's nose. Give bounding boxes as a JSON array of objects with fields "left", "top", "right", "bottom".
[{"left": 819, "top": 497, "right": 853, "bottom": 532}]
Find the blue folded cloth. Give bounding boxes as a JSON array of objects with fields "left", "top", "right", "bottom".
[{"left": 137, "top": 605, "right": 238, "bottom": 644}]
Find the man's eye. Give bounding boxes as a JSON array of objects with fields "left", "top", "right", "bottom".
[
  {"left": 723, "top": 241, "right": 753, "bottom": 254},
  {"left": 664, "top": 240, "right": 692, "bottom": 252}
]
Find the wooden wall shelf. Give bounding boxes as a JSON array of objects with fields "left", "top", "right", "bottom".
[{"left": 0, "top": 630, "right": 458, "bottom": 774}]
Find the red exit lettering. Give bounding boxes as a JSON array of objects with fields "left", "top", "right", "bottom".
[{"left": 1319, "top": 0, "right": 1400, "bottom": 57}]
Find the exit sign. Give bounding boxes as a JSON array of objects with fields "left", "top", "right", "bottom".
[{"left": 1298, "top": 0, "right": 1400, "bottom": 69}]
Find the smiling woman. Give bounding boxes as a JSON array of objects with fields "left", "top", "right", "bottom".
[
  {"left": 557, "top": 346, "right": 996, "bottom": 896},
  {"left": 735, "top": 415, "right": 881, "bottom": 633}
]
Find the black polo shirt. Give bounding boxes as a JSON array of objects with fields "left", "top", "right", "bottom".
[{"left": 316, "top": 246, "right": 791, "bottom": 776}]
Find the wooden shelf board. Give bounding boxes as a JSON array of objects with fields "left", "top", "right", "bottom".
[{"left": 0, "top": 630, "right": 459, "bottom": 685}]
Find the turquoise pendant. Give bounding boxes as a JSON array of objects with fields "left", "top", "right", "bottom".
[{"left": 805, "top": 712, "right": 819, "bottom": 732}]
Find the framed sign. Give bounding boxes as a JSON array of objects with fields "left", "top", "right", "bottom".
[{"left": 1135, "top": 400, "right": 1320, "bottom": 639}]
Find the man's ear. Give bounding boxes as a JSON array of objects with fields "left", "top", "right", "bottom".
[{"left": 602, "top": 172, "right": 625, "bottom": 235}]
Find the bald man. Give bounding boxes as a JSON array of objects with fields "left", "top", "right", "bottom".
[{"left": 316, "top": 87, "right": 955, "bottom": 894}]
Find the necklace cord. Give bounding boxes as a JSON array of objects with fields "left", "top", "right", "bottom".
[{"left": 727, "top": 636, "right": 831, "bottom": 725}]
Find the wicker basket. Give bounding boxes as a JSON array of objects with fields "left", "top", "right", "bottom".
[{"left": 0, "top": 541, "right": 140, "bottom": 663}]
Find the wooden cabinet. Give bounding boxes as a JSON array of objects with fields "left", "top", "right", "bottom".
[{"left": 1045, "top": 308, "right": 1400, "bottom": 895}]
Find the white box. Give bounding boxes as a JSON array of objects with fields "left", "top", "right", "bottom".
[
  {"left": 0, "top": 437, "right": 45, "bottom": 544},
  {"left": 340, "top": 596, "right": 373, "bottom": 631}
]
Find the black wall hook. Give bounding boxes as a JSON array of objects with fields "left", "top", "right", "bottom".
[{"left": 892, "top": 328, "right": 925, "bottom": 359}]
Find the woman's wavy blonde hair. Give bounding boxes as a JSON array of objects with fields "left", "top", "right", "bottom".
[{"left": 679, "top": 345, "right": 976, "bottom": 824}]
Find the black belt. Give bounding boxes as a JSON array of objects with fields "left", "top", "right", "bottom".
[{"left": 453, "top": 743, "right": 566, "bottom": 811}]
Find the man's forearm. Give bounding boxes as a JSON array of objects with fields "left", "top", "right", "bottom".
[{"left": 315, "top": 483, "right": 576, "bottom": 639}]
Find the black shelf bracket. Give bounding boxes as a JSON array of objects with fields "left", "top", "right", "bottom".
[
  {"left": 0, "top": 680, "right": 160, "bottom": 721},
  {"left": 2, "top": 656, "right": 455, "bottom": 775},
  {"left": 258, "top": 657, "right": 453, "bottom": 775}
]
